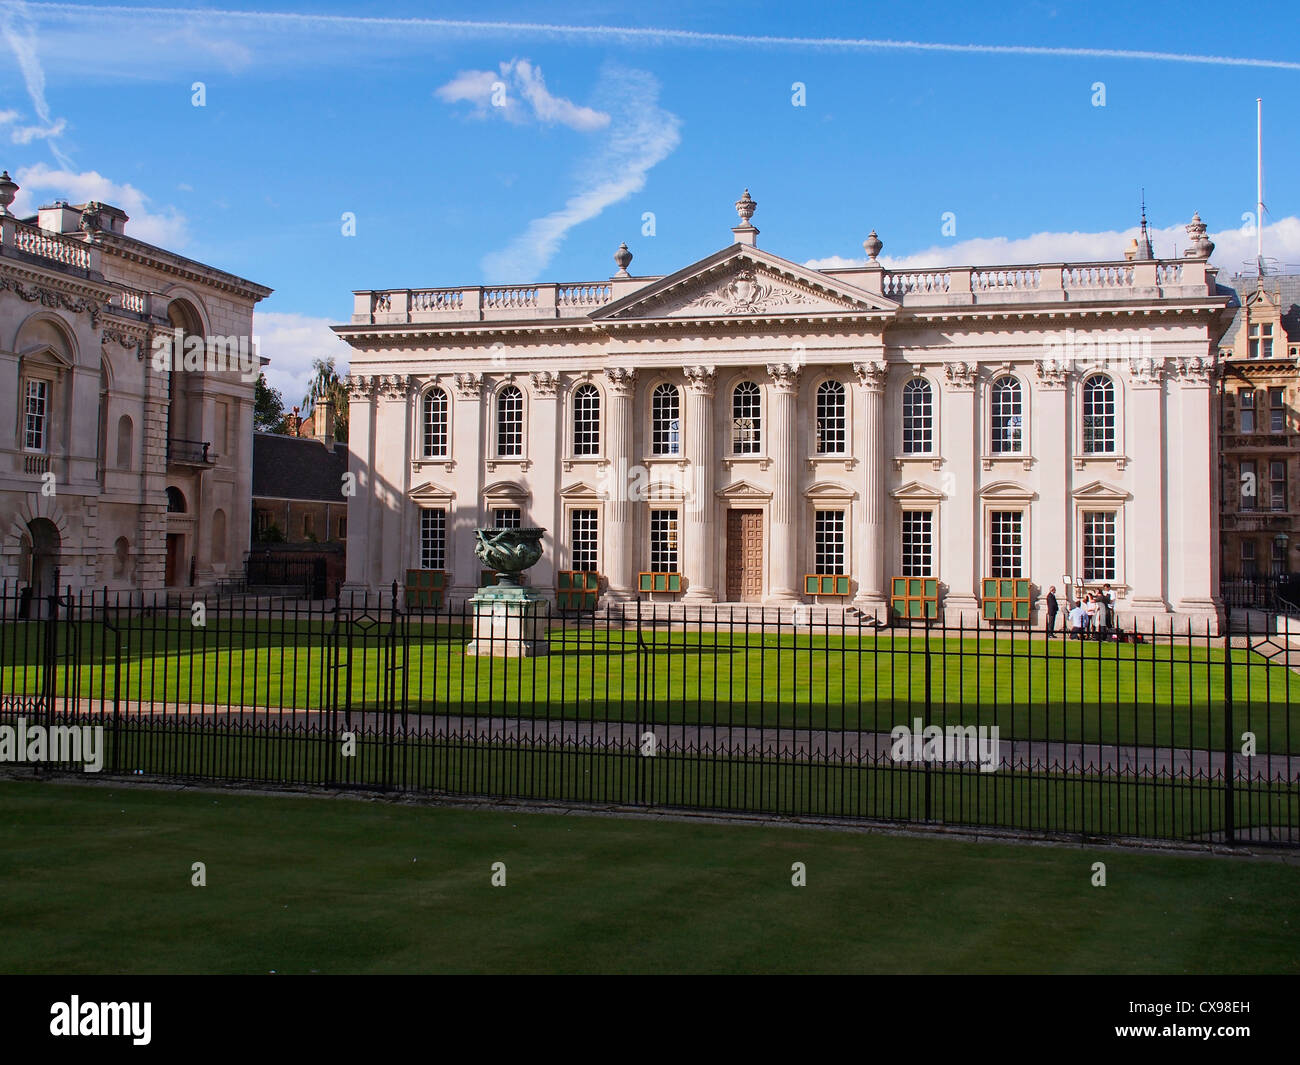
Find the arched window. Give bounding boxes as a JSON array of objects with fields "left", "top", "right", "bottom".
[
  {"left": 816, "top": 380, "right": 847, "bottom": 454},
  {"left": 990, "top": 375, "right": 1023, "bottom": 454},
  {"left": 422, "top": 387, "right": 448, "bottom": 458},
  {"left": 113, "top": 537, "right": 130, "bottom": 580},
  {"left": 166, "top": 486, "right": 186, "bottom": 512},
  {"left": 496, "top": 385, "right": 523, "bottom": 456},
  {"left": 1082, "top": 374, "right": 1115, "bottom": 454},
  {"left": 902, "top": 378, "right": 933, "bottom": 454},
  {"left": 651, "top": 383, "right": 680, "bottom": 455},
  {"left": 116, "top": 414, "right": 134, "bottom": 469},
  {"left": 572, "top": 383, "right": 600, "bottom": 455},
  {"left": 732, "top": 381, "right": 761, "bottom": 454}
]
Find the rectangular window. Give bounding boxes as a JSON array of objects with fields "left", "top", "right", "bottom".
[
  {"left": 303, "top": 513, "right": 315, "bottom": 538},
  {"left": 571, "top": 508, "right": 598, "bottom": 572},
  {"left": 989, "top": 511, "right": 1023, "bottom": 579},
  {"left": 1240, "top": 389, "right": 1255, "bottom": 433},
  {"left": 1249, "top": 321, "right": 1275, "bottom": 359},
  {"left": 1241, "top": 459, "right": 1257, "bottom": 511},
  {"left": 649, "top": 510, "right": 679, "bottom": 572},
  {"left": 1272, "top": 537, "right": 1287, "bottom": 576},
  {"left": 492, "top": 507, "right": 522, "bottom": 529},
  {"left": 422, "top": 389, "right": 449, "bottom": 457},
  {"left": 420, "top": 508, "right": 446, "bottom": 570},
  {"left": 901, "top": 511, "right": 934, "bottom": 578},
  {"left": 1241, "top": 539, "right": 1257, "bottom": 578},
  {"left": 814, "top": 510, "right": 846, "bottom": 575},
  {"left": 338, "top": 517, "right": 347, "bottom": 539},
  {"left": 1271, "top": 387, "right": 1285, "bottom": 432},
  {"left": 1082, "top": 511, "right": 1117, "bottom": 582},
  {"left": 1271, "top": 460, "right": 1286, "bottom": 513},
  {"left": 24, "top": 379, "right": 47, "bottom": 452}
]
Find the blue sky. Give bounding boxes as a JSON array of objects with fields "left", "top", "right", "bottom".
[{"left": 2, "top": 0, "right": 1298, "bottom": 402}]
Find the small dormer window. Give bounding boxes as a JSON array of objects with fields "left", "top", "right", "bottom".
[{"left": 1249, "top": 320, "right": 1274, "bottom": 359}]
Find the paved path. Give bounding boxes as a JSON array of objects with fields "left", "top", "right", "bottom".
[{"left": 6, "top": 695, "right": 1296, "bottom": 783}]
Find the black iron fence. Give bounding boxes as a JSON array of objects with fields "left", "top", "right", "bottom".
[
  {"left": 0, "top": 583, "right": 1296, "bottom": 845},
  {"left": 1221, "top": 575, "right": 1300, "bottom": 615}
]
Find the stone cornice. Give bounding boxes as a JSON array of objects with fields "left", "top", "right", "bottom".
[
  {"left": 0, "top": 275, "right": 105, "bottom": 327},
  {"left": 96, "top": 233, "right": 272, "bottom": 303}
]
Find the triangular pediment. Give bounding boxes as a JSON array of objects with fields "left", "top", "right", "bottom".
[
  {"left": 716, "top": 479, "right": 773, "bottom": 501},
  {"left": 890, "top": 480, "right": 947, "bottom": 503},
  {"left": 409, "top": 480, "right": 455, "bottom": 502},
  {"left": 591, "top": 245, "right": 898, "bottom": 323},
  {"left": 980, "top": 480, "right": 1037, "bottom": 503},
  {"left": 1072, "top": 480, "right": 1130, "bottom": 502},
  {"left": 559, "top": 480, "right": 601, "bottom": 500}
]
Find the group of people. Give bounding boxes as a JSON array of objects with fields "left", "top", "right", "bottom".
[{"left": 1044, "top": 584, "right": 1117, "bottom": 640}]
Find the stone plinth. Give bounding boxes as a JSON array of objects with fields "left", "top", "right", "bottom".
[{"left": 465, "top": 585, "right": 550, "bottom": 657}]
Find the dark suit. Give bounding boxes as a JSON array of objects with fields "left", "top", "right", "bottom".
[{"left": 1046, "top": 592, "right": 1059, "bottom": 636}]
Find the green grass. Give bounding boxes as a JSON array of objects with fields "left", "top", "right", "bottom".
[
  {"left": 0, "top": 779, "right": 1295, "bottom": 974},
  {"left": 4, "top": 616, "right": 1299, "bottom": 750}
]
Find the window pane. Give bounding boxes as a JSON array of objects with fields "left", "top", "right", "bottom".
[
  {"left": 571, "top": 509, "right": 598, "bottom": 572},
  {"left": 1082, "top": 511, "right": 1117, "bottom": 581},
  {"left": 496, "top": 386, "right": 523, "bottom": 456},
  {"left": 990, "top": 376, "right": 1022, "bottom": 454},
  {"left": 989, "top": 511, "right": 1023, "bottom": 578},
  {"left": 1082, "top": 374, "right": 1115, "bottom": 454},
  {"left": 493, "top": 508, "right": 521, "bottom": 529},
  {"left": 816, "top": 381, "right": 846, "bottom": 454},
  {"left": 1241, "top": 460, "right": 1257, "bottom": 510},
  {"left": 649, "top": 510, "right": 679, "bottom": 571},
  {"left": 420, "top": 508, "right": 446, "bottom": 570},
  {"left": 422, "top": 388, "right": 448, "bottom": 457},
  {"left": 573, "top": 384, "right": 600, "bottom": 455},
  {"left": 814, "top": 510, "right": 846, "bottom": 574},
  {"left": 24, "top": 379, "right": 47, "bottom": 452},
  {"left": 902, "top": 379, "right": 933, "bottom": 454},
  {"left": 652, "top": 384, "right": 681, "bottom": 456},
  {"left": 902, "top": 511, "right": 934, "bottom": 577},
  {"left": 732, "top": 381, "right": 762, "bottom": 454}
]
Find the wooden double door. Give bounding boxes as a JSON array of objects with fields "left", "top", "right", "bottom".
[{"left": 725, "top": 509, "right": 764, "bottom": 602}]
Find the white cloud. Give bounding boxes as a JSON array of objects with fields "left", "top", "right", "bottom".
[
  {"left": 253, "top": 311, "right": 352, "bottom": 410},
  {"left": 804, "top": 217, "right": 1300, "bottom": 277},
  {"left": 481, "top": 64, "right": 680, "bottom": 281},
  {"left": 0, "top": 109, "right": 18, "bottom": 125},
  {"left": 1, "top": 0, "right": 73, "bottom": 168},
  {"left": 10, "top": 117, "right": 66, "bottom": 144},
  {"left": 435, "top": 58, "right": 609, "bottom": 131},
  {"left": 11, "top": 163, "right": 190, "bottom": 247}
]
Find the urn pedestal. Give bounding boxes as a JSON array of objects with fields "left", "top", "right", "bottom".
[{"left": 465, "top": 527, "right": 550, "bottom": 658}]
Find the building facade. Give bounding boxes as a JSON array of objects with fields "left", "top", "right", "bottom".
[
  {"left": 0, "top": 170, "right": 271, "bottom": 600},
  {"left": 1217, "top": 274, "right": 1300, "bottom": 579},
  {"left": 336, "top": 193, "right": 1235, "bottom": 627}
]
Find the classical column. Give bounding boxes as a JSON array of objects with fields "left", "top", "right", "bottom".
[
  {"left": 602, "top": 367, "right": 636, "bottom": 602},
  {"left": 449, "top": 372, "right": 484, "bottom": 599},
  {"left": 1127, "top": 357, "right": 1170, "bottom": 618},
  {"left": 339, "top": 374, "right": 375, "bottom": 600},
  {"left": 1034, "top": 358, "right": 1070, "bottom": 624},
  {"left": 682, "top": 365, "right": 716, "bottom": 602},
  {"left": 373, "top": 374, "right": 412, "bottom": 595},
  {"left": 940, "top": 361, "right": 979, "bottom": 618},
  {"left": 1171, "top": 356, "right": 1220, "bottom": 628},
  {"left": 766, "top": 363, "right": 801, "bottom": 602},
  {"left": 853, "top": 360, "right": 888, "bottom": 610},
  {"left": 528, "top": 370, "right": 560, "bottom": 593}
]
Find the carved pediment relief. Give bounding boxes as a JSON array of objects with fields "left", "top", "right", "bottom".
[
  {"left": 409, "top": 480, "right": 455, "bottom": 502},
  {"left": 716, "top": 479, "right": 773, "bottom": 501},
  {"left": 1072, "top": 480, "right": 1130, "bottom": 502},
  {"left": 890, "top": 480, "right": 947, "bottom": 503}
]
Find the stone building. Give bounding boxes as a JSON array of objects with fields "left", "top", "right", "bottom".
[
  {"left": 0, "top": 169, "right": 271, "bottom": 600},
  {"left": 1217, "top": 273, "right": 1300, "bottom": 578},
  {"left": 335, "top": 192, "right": 1236, "bottom": 628}
]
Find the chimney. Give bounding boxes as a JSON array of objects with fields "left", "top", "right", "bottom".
[{"left": 312, "top": 398, "right": 335, "bottom": 448}]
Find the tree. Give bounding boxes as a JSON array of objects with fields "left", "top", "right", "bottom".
[
  {"left": 302, "top": 356, "right": 349, "bottom": 443},
  {"left": 254, "top": 373, "right": 287, "bottom": 433}
]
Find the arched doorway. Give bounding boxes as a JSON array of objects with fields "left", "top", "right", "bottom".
[
  {"left": 25, "top": 518, "right": 60, "bottom": 598},
  {"left": 165, "top": 485, "right": 186, "bottom": 586}
]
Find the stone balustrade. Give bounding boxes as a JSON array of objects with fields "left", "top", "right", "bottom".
[
  {"left": 0, "top": 215, "right": 96, "bottom": 271},
  {"left": 351, "top": 257, "right": 1218, "bottom": 323}
]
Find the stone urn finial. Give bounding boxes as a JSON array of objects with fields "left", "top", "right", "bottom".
[
  {"left": 735, "top": 188, "right": 757, "bottom": 225},
  {"left": 1184, "top": 211, "right": 1214, "bottom": 259},
  {"left": 0, "top": 170, "right": 17, "bottom": 217},
  {"left": 474, "top": 527, "right": 545, "bottom": 588},
  {"left": 613, "top": 241, "right": 633, "bottom": 277},
  {"left": 863, "top": 229, "right": 883, "bottom": 262}
]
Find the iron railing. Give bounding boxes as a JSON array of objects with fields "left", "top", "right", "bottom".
[{"left": 0, "top": 583, "right": 1295, "bottom": 846}]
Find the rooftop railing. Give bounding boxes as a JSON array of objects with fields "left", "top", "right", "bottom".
[{"left": 0, "top": 215, "right": 94, "bottom": 271}]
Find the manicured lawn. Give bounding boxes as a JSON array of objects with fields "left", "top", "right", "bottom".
[
  {"left": 0, "top": 779, "right": 1295, "bottom": 974},
  {"left": 3, "top": 616, "right": 1299, "bottom": 750}
]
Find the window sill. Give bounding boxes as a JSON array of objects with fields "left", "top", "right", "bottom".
[
  {"left": 805, "top": 454, "right": 857, "bottom": 472},
  {"left": 485, "top": 457, "right": 531, "bottom": 473},
  {"left": 981, "top": 454, "right": 1033, "bottom": 471},
  {"left": 1072, "top": 454, "right": 1128, "bottom": 472},
  {"left": 722, "top": 454, "right": 771, "bottom": 471},
  {"left": 412, "top": 457, "right": 455, "bottom": 472},
  {"left": 893, "top": 454, "right": 943, "bottom": 471}
]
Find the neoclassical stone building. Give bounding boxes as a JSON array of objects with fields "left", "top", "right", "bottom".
[
  {"left": 0, "top": 170, "right": 271, "bottom": 600},
  {"left": 335, "top": 192, "right": 1236, "bottom": 627}
]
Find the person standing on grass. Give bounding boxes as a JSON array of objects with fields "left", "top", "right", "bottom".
[
  {"left": 1068, "top": 600, "right": 1088, "bottom": 639},
  {"left": 1084, "top": 593, "right": 1097, "bottom": 634},
  {"left": 1046, "top": 586, "right": 1059, "bottom": 637},
  {"left": 1094, "top": 592, "right": 1110, "bottom": 638}
]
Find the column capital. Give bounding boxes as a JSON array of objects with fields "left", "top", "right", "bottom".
[
  {"left": 1174, "top": 355, "right": 1212, "bottom": 385},
  {"left": 942, "top": 360, "right": 977, "bottom": 392},
  {"left": 852, "top": 359, "right": 889, "bottom": 392},
  {"left": 528, "top": 370, "right": 559, "bottom": 398},
  {"left": 604, "top": 366, "right": 637, "bottom": 397},
  {"left": 1127, "top": 356, "right": 1166, "bottom": 387},
  {"left": 376, "top": 373, "right": 412, "bottom": 401},
  {"left": 766, "top": 362, "right": 801, "bottom": 393},
  {"left": 683, "top": 365, "right": 717, "bottom": 396},
  {"left": 1033, "top": 359, "right": 1069, "bottom": 390}
]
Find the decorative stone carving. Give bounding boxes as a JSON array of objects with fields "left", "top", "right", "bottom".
[
  {"left": 863, "top": 230, "right": 883, "bottom": 262},
  {"left": 452, "top": 372, "right": 483, "bottom": 399},
  {"left": 943, "top": 360, "right": 976, "bottom": 391},
  {"left": 1128, "top": 355, "right": 1165, "bottom": 386},
  {"left": 376, "top": 374, "right": 410, "bottom": 400},
  {"left": 0, "top": 277, "right": 103, "bottom": 326},
  {"left": 735, "top": 188, "right": 757, "bottom": 224},
  {"left": 613, "top": 242, "right": 633, "bottom": 277},
  {"left": 529, "top": 370, "right": 558, "bottom": 397},
  {"left": 102, "top": 328, "right": 145, "bottom": 361},
  {"left": 683, "top": 365, "right": 716, "bottom": 395},
  {"left": 852, "top": 360, "right": 888, "bottom": 392},
  {"left": 604, "top": 366, "right": 637, "bottom": 396},
  {"left": 1034, "top": 358, "right": 1069, "bottom": 389},
  {"left": 765, "top": 362, "right": 801, "bottom": 393},
  {"left": 1175, "top": 356, "right": 1212, "bottom": 383},
  {"left": 1184, "top": 212, "right": 1214, "bottom": 259},
  {"left": 686, "top": 270, "right": 821, "bottom": 315}
]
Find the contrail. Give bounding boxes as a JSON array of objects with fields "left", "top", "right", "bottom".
[{"left": 21, "top": 2, "right": 1300, "bottom": 71}]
